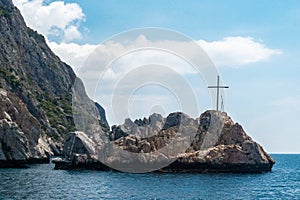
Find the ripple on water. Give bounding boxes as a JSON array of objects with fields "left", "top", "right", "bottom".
[{"left": 0, "top": 155, "right": 299, "bottom": 199}]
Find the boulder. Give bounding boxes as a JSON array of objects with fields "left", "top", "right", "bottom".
[{"left": 53, "top": 131, "right": 109, "bottom": 170}]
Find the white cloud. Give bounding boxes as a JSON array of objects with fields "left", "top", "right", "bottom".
[
  {"left": 12, "top": 1, "right": 281, "bottom": 69},
  {"left": 48, "top": 41, "right": 97, "bottom": 71},
  {"left": 198, "top": 37, "right": 282, "bottom": 67},
  {"left": 36, "top": 33, "right": 283, "bottom": 127},
  {"left": 64, "top": 25, "right": 82, "bottom": 42},
  {"left": 51, "top": 35, "right": 280, "bottom": 126},
  {"left": 46, "top": 36, "right": 281, "bottom": 73},
  {"left": 13, "top": 0, "right": 85, "bottom": 41}
]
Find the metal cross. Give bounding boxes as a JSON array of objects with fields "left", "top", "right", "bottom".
[{"left": 208, "top": 75, "right": 229, "bottom": 111}]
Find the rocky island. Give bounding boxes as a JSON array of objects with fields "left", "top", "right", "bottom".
[
  {"left": 0, "top": 0, "right": 274, "bottom": 172},
  {"left": 54, "top": 111, "right": 275, "bottom": 173}
]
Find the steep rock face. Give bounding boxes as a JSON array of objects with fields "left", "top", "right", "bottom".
[
  {"left": 0, "top": 0, "right": 108, "bottom": 166},
  {"left": 53, "top": 131, "right": 109, "bottom": 170},
  {"left": 163, "top": 111, "right": 275, "bottom": 172},
  {"left": 95, "top": 102, "right": 109, "bottom": 131},
  {"left": 0, "top": 89, "right": 57, "bottom": 164},
  {"left": 55, "top": 110, "right": 275, "bottom": 173}
]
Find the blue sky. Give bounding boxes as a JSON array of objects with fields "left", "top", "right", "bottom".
[
  {"left": 64, "top": 0, "right": 300, "bottom": 47},
  {"left": 13, "top": 0, "right": 300, "bottom": 153}
]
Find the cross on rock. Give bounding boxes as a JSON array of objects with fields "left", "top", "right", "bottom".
[{"left": 208, "top": 75, "right": 229, "bottom": 111}]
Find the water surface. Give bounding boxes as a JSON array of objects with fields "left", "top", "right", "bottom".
[{"left": 0, "top": 154, "right": 299, "bottom": 199}]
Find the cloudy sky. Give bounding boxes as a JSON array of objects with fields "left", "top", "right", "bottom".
[{"left": 12, "top": 0, "right": 300, "bottom": 153}]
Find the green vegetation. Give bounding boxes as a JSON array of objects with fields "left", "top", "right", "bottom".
[
  {"left": 26, "top": 77, "right": 34, "bottom": 86},
  {"left": 36, "top": 93, "right": 75, "bottom": 135},
  {"left": 0, "top": 7, "right": 11, "bottom": 18},
  {"left": 0, "top": 67, "right": 21, "bottom": 89},
  {"left": 0, "top": 65, "right": 76, "bottom": 136},
  {"left": 27, "top": 28, "right": 45, "bottom": 42},
  {"left": 99, "top": 120, "right": 109, "bottom": 132}
]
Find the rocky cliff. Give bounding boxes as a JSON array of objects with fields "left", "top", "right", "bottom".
[
  {"left": 0, "top": 0, "right": 274, "bottom": 172},
  {"left": 54, "top": 110, "right": 275, "bottom": 173},
  {"left": 0, "top": 0, "right": 107, "bottom": 167},
  {"left": 163, "top": 111, "right": 275, "bottom": 172}
]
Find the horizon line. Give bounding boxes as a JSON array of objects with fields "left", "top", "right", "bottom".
[{"left": 269, "top": 152, "right": 300, "bottom": 154}]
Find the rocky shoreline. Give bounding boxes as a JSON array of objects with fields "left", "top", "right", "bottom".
[
  {"left": 0, "top": 158, "right": 50, "bottom": 168},
  {"left": 53, "top": 158, "right": 274, "bottom": 173},
  {"left": 53, "top": 111, "right": 275, "bottom": 173}
]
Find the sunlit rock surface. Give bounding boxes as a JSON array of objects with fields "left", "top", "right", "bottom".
[{"left": 55, "top": 110, "right": 275, "bottom": 173}]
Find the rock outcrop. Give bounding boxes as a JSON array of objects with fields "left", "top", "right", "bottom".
[
  {"left": 0, "top": 0, "right": 108, "bottom": 167},
  {"left": 163, "top": 111, "right": 275, "bottom": 173},
  {"left": 0, "top": 90, "right": 58, "bottom": 167},
  {"left": 54, "top": 110, "right": 275, "bottom": 173}
]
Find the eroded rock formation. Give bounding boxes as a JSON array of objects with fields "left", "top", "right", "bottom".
[{"left": 54, "top": 110, "right": 275, "bottom": 173}]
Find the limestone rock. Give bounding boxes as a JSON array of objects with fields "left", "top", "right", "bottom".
[
  {"left": 55, "top": 110, "right": 275, "bottom": 173},
  {"left": 53, "top": 131, "right": 109, "bottom": 170},
  {"left": 163, "top": 110, "right": 275, "bottom": 172},
  {"left": 95, "top": 102, "right": 109, "bottom": 131},
  {"left": 0, "top": 0, "right": 108, "bottom": 166}
]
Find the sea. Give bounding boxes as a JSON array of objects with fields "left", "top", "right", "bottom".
[{"left": 0, "top": 154, "right": 299, "bottom": 200}]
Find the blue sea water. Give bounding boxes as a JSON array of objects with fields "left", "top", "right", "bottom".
[{"left": 0, "top": 154, "right": 299, "bottom": 200}]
